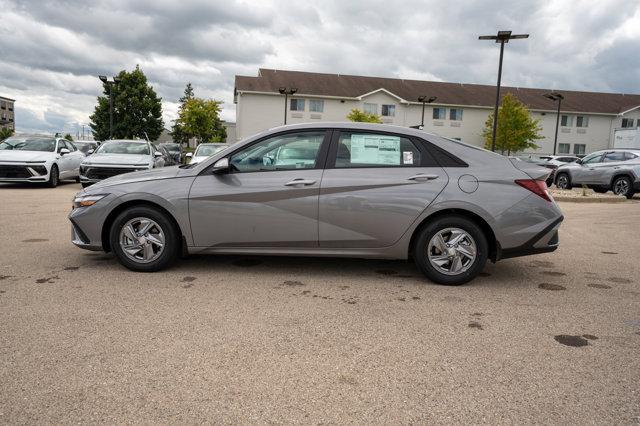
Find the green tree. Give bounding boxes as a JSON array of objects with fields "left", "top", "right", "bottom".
[
  {"left": 175, "top": 98, "right": 226, "bottom": 144},
  {"left": 347, "top": 108, "right": 382, "bottom": 123},
  {"left": 89, "top": 65, "right": 164, "bottom": 141},
  {"left": 0, "top": 128, "right": 14, "bottom": 141},
  {"left": 482, "top": 93, "right": 543, "bottom": 155},
  {"left": 63, "top": 133, "right": 74, "bottom": 141},
  {"left": 170, "top": 83, "right": 194, "bottom": 146}
]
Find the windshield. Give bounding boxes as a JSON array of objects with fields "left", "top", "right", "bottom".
[
  {"left": 161, "top": 143, "right": 180, "bottom": 153},
  {"left": 195, "top": 144, "right": 227, "bottom": 157},
  {"left": 95, "top": 142, "right": 150, "bottom": 155},
  {"left": 0, "top": 137, "right": 56, "bottom": 152}
]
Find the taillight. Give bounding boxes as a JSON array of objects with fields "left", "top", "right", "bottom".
[{"left": 515, "top": 179, "right": 553, "bottom": 202}]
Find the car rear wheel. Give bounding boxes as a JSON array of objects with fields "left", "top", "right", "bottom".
[
  {"left": 612, "top": 176, "right": 634, "bottom": 199},
  {"left": 109, "top": 206, "right": 179, "bottom": 272},
  {"left": 414, "top": 216, "right": 488, "bottom": 285},
  {"left": 47, "top": 165, "right": 59, "bottom": 188},
  {"left": 555, "top": 173, "right": 572, "bottom": 190}
]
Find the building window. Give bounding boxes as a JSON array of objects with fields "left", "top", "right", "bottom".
[
  {"left": 290, "top": 99, "right": 305, "bottom": 111},
  {"left": 621, "top": 118, "right": 634, "bottom": 128},
  {"left": 381, "top": 104, "right": 395, "bottom": 117},
  {"left": 561, "top": 115, "right": 573, "bottom": 127},
  {"left": 573, "top": 144, "right": 586, "bottom": 155},
  {"left": 363, "top": 103, "right": 377, "bottom": 115},
  {"left": 558, "top": 143, "right": 570, "bottom": 154},
  {"left": 576, "top": 116, "right": 589, "bottom": 128},
  {"left": 449, "top": 108, "right": 463, "bottom": 121},
  {"left": 432, "top": 107, "right": 446, "bottom": 120},
  {"left": 309, "top": 99, "right": 324, "bottom": 113},
  {"left": 0, "top": 102, "right": 5, "bottom": 109}
]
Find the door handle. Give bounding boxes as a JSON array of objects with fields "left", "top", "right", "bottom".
[
  {"left": 407, "top": 174, "right": 439, "bottom": 181},
  {"left": 284, "top": 178, "right": 316, "bottom": 186}
]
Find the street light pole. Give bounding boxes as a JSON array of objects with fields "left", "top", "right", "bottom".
[
  {"left": 98, "top": 75, "right": 121, "bottom": 139},
  {"left": 278, "top": 87, "right": 298, "bottom": 125},
  {"left": 479, "top": 30, "right": 529, "bottom": 152},
  {"left": 544, "top": 92, "right": 564, "bottom": 155},
  {"left": 417, "top": 96, "right": 437, "bottom": 128}
]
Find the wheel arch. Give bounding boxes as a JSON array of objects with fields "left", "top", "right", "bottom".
[
  {"left": 101, "top": 200, "right": 186, "bottom": 254},
  {"left": 609, "top": 172, "right": 634, "bottom": 188},
  {"left": 408, "top": 208, "right": 498, "bottom": 262}
]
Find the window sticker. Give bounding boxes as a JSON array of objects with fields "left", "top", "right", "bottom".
[
  {"left": 403, "top": 151, "right": 414, "bottom": 164},
  {"left": 350, "top": 134, "right": 400, "bottom": 165}
]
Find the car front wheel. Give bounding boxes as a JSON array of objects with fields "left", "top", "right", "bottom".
[
  {"left": 109, "top": 206, "right": 179, "bottom": 272},
  {"left": 413, "top": 216, "right": 488, "bottom": 285},
  {"left": 555, "top": 173, "right": 572, "bottom": 190},
  {"left": 47, "top": 165, "right": 59, "bottom": 188},
  {"left": 612, "top": 176, "right": 634, "bottom": 199}
]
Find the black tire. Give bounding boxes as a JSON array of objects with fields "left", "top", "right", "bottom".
[
  {"left": 47, "top": 165, "right": 59, "bottom": 188},
  {"left": 611, "top": 176, "right": 634, "bottom": 199},
  {"left": 555, "top": 172, "right": 572, "bottom": 190},
  {"left": 413, "top": 215, "right": 488, "bottom": 286},
  {"left": 81, "top": 182, "right": 93, "bottom": 189},
  {"left": 75, "top": 175, "right": 81, "bottom": 183},
  {"left": 109, "top": 206, "right": 180, "bottom": 272},
  {"left": 545, "top": 177, "right": 553, "bottom": 187}
]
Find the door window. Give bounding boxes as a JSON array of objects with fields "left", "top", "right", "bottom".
[
  {"left": 581, "top": 153, "right": 602, "bottom": 164},
  {"left": 57, "top": 140, "right": 68, "bottom": 152},
  {"left": 624, "top": 152, "right": 638, "bottom": 160},
  {"left": 230, "top": 131, "right": 325, "bottom": 173},
  {"left": 603, "top": 152, "right": 625, "bottom": 162},
  {"left": 334, "top": 132, "right": 422, "bottom": 168}
]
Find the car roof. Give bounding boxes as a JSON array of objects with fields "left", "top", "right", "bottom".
[{"left": 104, "top": 139, "right": 148, "bottom": 144}]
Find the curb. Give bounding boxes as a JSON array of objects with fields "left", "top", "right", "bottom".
[{"left": 553, "top": 196, "right": 631, "bottom": 203}]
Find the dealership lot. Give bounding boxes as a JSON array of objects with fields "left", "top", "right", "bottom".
[{"left": 1, "top": 183, "right": 639, "bottom": 423}]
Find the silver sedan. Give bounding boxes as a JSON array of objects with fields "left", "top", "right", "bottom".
[{"left": 69, "top": 123, "right": 563, "bottom": 285}]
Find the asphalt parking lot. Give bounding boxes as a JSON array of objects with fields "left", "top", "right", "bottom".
[{"left": 1, "top": 182, "right": 639, "bottom": 424}]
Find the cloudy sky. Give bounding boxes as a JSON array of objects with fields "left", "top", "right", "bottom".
[{"left": 1, "top": 0, "right": 639, "bottom": 136}]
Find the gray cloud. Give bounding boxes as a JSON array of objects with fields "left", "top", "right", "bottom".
[{"left": 1, "top": 0, "right": 638, "bottom": 135}]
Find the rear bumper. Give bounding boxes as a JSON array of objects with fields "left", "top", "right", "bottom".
[{"left": 497, "top": 216, "right": 563, "bottom": 260}]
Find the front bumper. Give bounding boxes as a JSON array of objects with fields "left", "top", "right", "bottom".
[
  {"left": 68, "top": 193, "right": 120, "bottom": 252},
  {"left": 0, "top": 163, "right": 50, "bottom": 182}
]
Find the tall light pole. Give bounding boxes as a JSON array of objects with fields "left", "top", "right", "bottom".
[
  {"left": 417, "top": 96, "right": 437, "bottom": 128},
  {"left": 278, "top": 87, "right": 298, "bottom": 125},
  {"left": 544, "top": 92, "right": 564, "bottom": 155},
  {"left": 479, "top": 30, "right": 529, "bottom": 152},
  {"left": 98, "top": 75, "right": 121, "bottom": 139}
]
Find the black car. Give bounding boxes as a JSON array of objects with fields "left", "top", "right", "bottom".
[{"left": 159, "top": 143, "right": 182, "bottom": 164}]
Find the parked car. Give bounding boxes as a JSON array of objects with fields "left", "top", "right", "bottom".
[
  {"left": 74, "top": 140, "right": 99, "bottom": 155},
  {"left": 186, "top": 143, "right": 231, "bottom": 164},
  {"left": 79, "top": 139, "right": 167, "bottom": 188},
  {"left": 538, "top": 155, "right": 580, "bottom": 167},
  {"left": 512, "top": 156, "right": 556, "bottom": 186},
  {"left": 69, "top": 123, "right": 563, "bottom": 285},
  {"left": 555, "top": 149, "right": 640, "bottom": 198},
  {"left": 0, "top": 135, "right": 84, "bottom": 187},
  {"left": 157, "top": 144, "right": 176, "bottom": 166},
  {"left": 159, "top": 143, "right": 182, "bottom": 164}
]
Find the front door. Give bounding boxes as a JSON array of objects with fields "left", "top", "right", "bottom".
[
  {"left": 319, "top": 131, "right": 447, "bottom": 248},
  {"left": 189, "top": 130, "right": 330, "bottom": 248},
  {"left": 572, "top": 152, "right": 603, "bottom": 184}
]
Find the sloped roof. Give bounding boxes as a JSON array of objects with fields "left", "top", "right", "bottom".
[{"left": 235, "top": 69, "right": 640, "bottom": 115}]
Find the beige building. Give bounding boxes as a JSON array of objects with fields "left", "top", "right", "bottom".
[
  {"left": 0, "top": 96, "right": 15, "bottom": 131},
  {"left": 234, "top": 69, "right": 640, "bottom": 155}
]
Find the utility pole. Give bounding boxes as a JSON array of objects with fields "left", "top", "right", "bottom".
[
  {"left": 479, "top": 30, "right": 529, "bottom": 152},
  {"left": 417, "top": 96, "right": 437, "bottom": 128},
  {"left": 98, "top": 75, "right": 121, "bottom": 139}
]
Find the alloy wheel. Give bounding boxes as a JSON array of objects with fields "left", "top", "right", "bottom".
[
  {"left": 613, "top": 178, "right": 629, "bottom": 196},
  {"left": 119, "top": 217, "right": 166, "bottom": 263},
  {"left": 427, "top": 228, "right": 477, "bottom": 276},
  {"left": 556, "top": 175, "right": 568, "bottom": 189}
]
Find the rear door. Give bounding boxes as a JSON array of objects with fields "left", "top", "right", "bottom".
[
  {"left": 594, "top": 151, "right": 627, "bottom": 184},
  {"left": 318, "top": 130, "right": 447, "bottom": 248}
]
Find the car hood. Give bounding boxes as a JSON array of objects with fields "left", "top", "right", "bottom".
[
  {"left": 0, "top": 150, "right": 55, "bottom": 162},
  {"left": 86, "top": 165, "right": 182, "bottom": 189},
  {"left": 82, "top": 153, "right": 151, "bottom": 166}
]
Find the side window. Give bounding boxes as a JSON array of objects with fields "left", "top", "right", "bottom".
[
  {"left": 334, "top": 132, "right": 422, "bottom": 168},
  {"left": 625, "top": 152, "right": 638, "bottom": 160},
  {"left": 67, "top": 141, "right": 77, "bottom": 151},
  {"left": 57, "top": 140, "right": 68, "bottom": 152},
  {"left": 603, "top": 152, "right": 625, "bottom": 162},
  {"left": 230, "top": 131, "right": 325, "bottom": 173},
  {"left": 581, "top": 153, "right": 601, "bottom": 164}
]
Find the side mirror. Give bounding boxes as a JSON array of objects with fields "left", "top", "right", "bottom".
[
  {"left": 154, "top": 151, "right": 163, "bottom": 158},
  {"left": 211, "top": 158, "right": 229, "bottom": 174},
  {"left": 185, "top": 152, "right": 193, "bottom": 158},
  {"left": 59, "top": 148, "right": 70, "bottom": 155},
  {"left": 87, "top": 149, "right": 94, "bottom": 155},
  {"left": 575, "top": 159, "right": 582, "bottom": 165}
]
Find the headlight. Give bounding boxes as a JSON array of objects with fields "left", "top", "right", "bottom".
[{"left": 72, "top": 194, "right": 107, "bottom": 208}]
